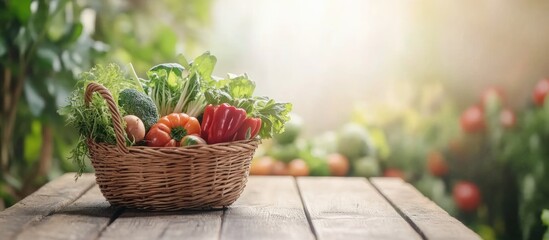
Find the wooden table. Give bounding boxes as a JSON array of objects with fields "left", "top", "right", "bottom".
[{"left": 0, "top": 173, "right": 480, "bottom": 240}]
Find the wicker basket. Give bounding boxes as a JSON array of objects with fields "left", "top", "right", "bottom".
[{"left": 84, "top": 83, "right": 259, "bottom": 211}]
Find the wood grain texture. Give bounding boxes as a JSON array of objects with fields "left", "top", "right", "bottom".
[
  {"left": 0, "top": 173, "right": 96, "bottom": 240},
  {"left": 99, "top": 208, "right": 222, "bottom": 240},
  {"left": 370, "top": 177, "right": 481, "bottom": 240},
  {"left": 220, "top": 176, "right": 315, "bottom": 240},
  {"left": 297, "top": 177, "right": 422, "bottom": 240},
  {"left": 15, "top": 185, "right": 120, "bottom": 240}
]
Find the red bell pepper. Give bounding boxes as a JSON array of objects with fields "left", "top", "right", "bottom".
[
  {"left": 233, "top": 117, "right": 262, "bottom": 141},
  {"left": 201, "top": 103, "right": 247, "bottom": 144}
]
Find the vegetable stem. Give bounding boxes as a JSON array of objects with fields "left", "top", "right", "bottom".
[{"left": 129, "top": 63, "right": 145, "bottom": 93}]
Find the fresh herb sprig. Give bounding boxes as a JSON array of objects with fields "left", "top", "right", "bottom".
[{"left": 59, "top": 64, "right": 139, "bottom": 177}]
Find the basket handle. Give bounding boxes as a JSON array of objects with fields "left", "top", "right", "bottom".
[{"left": 84, "top": 82, "right": 129, "bottom": 153}]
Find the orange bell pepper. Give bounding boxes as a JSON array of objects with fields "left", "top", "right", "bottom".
[{"left": 145, "top": 113, "right": 201, "bottom": 147}]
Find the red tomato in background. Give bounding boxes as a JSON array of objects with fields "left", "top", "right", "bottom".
[
  {"left": 250, "top": 157, "right": 274, "bottom": 175},
  {"left": 453, "top": 181, "right": 481, "bottom": 212},
  {"left": 327, "top": 153, "right": 350, "bottom": 176},
  {"left": 383, "top": 168, "right": 406, "bottom": 180},
  {"left": 427, "top": 151, "right": 449, "bottom": 177},
  {"left": 288, "top": 159, "right": 309, "bottom": 176},
  {"left": 460, "top": 105, "right": 485, "bottom": 133},
  {"left": 480, "top": 86, "right": 505, "bottom": 107},
  {"left": 533, "top": 79, "right": 549, "bottom": 106},
  {"left": 271, "top": 161, "right": 289, "bottom": 175},
  {"left": 500, "top": 108, "right": 516, "bottom": 129}
]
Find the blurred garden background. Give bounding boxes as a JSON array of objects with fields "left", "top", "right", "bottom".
[{"left": 2, "top": 0, "right": 549, "bottom": 239}]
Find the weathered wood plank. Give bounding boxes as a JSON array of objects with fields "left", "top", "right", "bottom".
[
  {"left": 15, "top": 185, "right": 120, "bottom": 240},
  {"left": 297, "top": 177, "right": 422, "bottom": 240},
  {"left": 99, "top": 207, "right": 222, "bottom": 239},
  {"left": 220, "top": 176, "right": 315, "bottom": 240},
  {"left": 0, "top": 173, "right": 96, "bottom": 239},
  {"left": 370, "top": 177, "right": 481, "bottom": 240}
]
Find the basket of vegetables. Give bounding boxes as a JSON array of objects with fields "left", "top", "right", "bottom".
[{"left": 60, "top": 52, "right": 292, "bottom": 210}]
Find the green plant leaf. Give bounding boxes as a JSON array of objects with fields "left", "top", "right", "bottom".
[
  {"left": 216, "top": 74, "right": 256, "bottom": 99},
  {"left": 15, "top": 27, "right": 30, "bottom": 54},
  {"left": 177, "top": 54, "right": 191, "bottom": 69},
  {"left": 154, "top": 26, "right": 177, "bottom": 56},
  {"left": 24, "top": 80, "right": 46, "bottom": 116},
  {"left": 28, "top": 0, "right": 49, "bottom": 41},
  {"left": 47, "top": 0, "right": 66, "bottom": 15},
  {"left": 4, "top": 174, "right": 22, "bottom": 190},
  {"left": 191, "top": 52, "right": 216, "bottom": 84},
  {"left": 8, "top": 0, "right": 32, "bottom": 23},
  {"left": 37, "top": 48, "right": 61, "bottom": 72},
  {"left": 148, "top": 63, "right": 185, "bottom": 76},
  {"left": 58, "top": 22, "right": 83, "bottom": 45},
  {"left": 542, "top": 209, "right": 549, "bottom": 226},
  {"left": 0, "top": 38, "right": 6, "bottom": 57},
  {"left": 24, "top": 121, "right": 42, "bottom": 162}
]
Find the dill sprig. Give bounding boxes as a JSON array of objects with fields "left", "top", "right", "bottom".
[{"left": 59, "top": 64, "right": 141, "bottom": 178}]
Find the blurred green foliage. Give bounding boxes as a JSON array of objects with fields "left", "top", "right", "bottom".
[
  {"left": 0, "top": 0, "right": 103, "bottom": 206},
  {"left": 0, "top": 0, "right": 212, "bottom": 209},
  {"left": 356, "top": 82, "right": 549, "bottom": 240},
  {"left": 91, "top": 0, "right": 213, "bottom": 73},
  {"left": 260, "top": 79, "right": 548, "bottom": 239}
]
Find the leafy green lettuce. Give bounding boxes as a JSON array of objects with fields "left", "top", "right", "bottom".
[
  {"left": 142, "top": 51, "right": 292, "bottom": 139},
  {"left": 141, "top": 52, "right": 217, "bottom": 117}
]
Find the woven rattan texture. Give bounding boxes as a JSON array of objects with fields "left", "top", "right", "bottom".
[
  {"left": 88, "top": 139, "right": 258, "bottom": 210},
  {"left": 84, "top": 83, "right": 259, "bottom": 211}
]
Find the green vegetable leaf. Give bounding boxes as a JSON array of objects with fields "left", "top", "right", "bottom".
[
  {"left": 143, "top": 52, "right": 292, "bottom": 140},
  {"left": 144, "top": 57, "right": 210, "bottom": 117},
  {"left": 204, "top": 88, "right": 233, "bottom": 105},
  {"left": 191, "top": 52, "right": 216, "bottom": 85},
  {"left": 177, "top": 54, "right": 191, "bottom": 69},
  {"left": 148, "top": 63, "right": 185, "bottom": 79},
  {"left": 216, "top": 73, "right": 256, "bottom": 98},
  {"left": 8, "top": 0, "right": 31, "bottom": 23},
  {"left": 253, "top": 98, "right": 293, "bottom": 139},
  {"left": 145, "top": 63, "right": 185, "bottom": 116}
]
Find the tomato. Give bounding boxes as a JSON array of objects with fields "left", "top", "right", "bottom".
[
  {"left": 460, "top": 105, "right": 485, "bottom": 133},
  {"left": 427, "top": 151, "right": 448, "bottom": 177},
  {"left": 453, "top": 181, "right": 481, "bottom": 212},
  {"left": 250, "top": 157, "right": 274, "bottom": 175},
  {"left": 383, "top": 168, "right": 405, "bottom": 180},
  {"left": 288, "top": 159, "right": 309, "bottom": 176},
  {"left": 145, "top": 113, "right": 201, "bottom": 147},
  {"left": 533, "top": 79, "right": 549, "bottom": 106},
  {"left": 327, "top": 153, "right": 349, "bottom": 176},
  {"left": 499, "top": 108, "right": 516, "bottom": 129},
  {"left": 271, "top": 161, "right": 289, "bottom": 175},
  {"left": 180, "top": 134, "right": 206, "bottom": 146}
]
